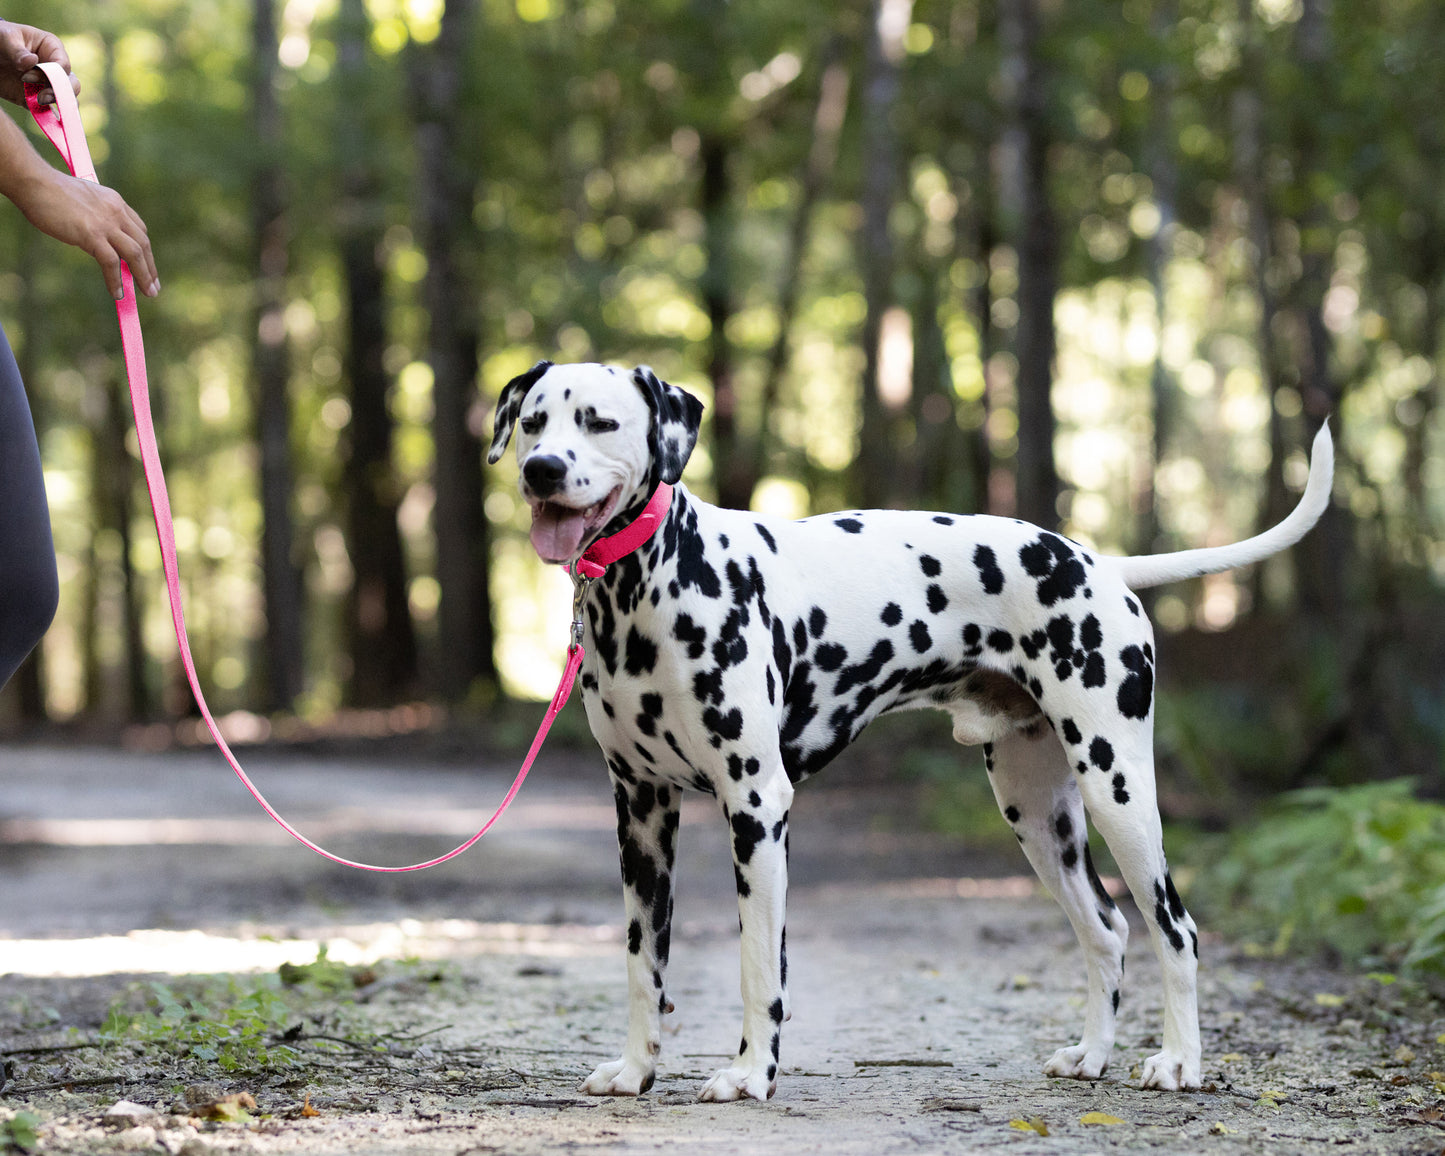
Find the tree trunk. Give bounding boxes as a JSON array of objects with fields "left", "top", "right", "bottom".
[
  {"left": 745, "top": 51, "right": 850, "bottom": 508},
  {"left": 1290, "top": 0, "right": 1350, "bottom": 623},
  {"left": 415, "top": 0, "right": 494, "bottom": 703},
  {"left": 250, "top": 0, "right": 305, "bottom": 711},
  {"left": 1140, "top": 0, "right": 1178, "bottom": 559},
  {"left": 337, "top": 0, "right": 417, "bottom": 706},
  {"left": 1002, "top": 0, "right": 1060, "bottom": 529},
  {"left": 855, "top": 0, "right": 912, "bottom": 510},
  {"left": 102, "top": 31, "right": 151, "bottom": 722}
]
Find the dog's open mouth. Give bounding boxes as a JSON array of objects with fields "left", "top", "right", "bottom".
[{"left": 528, "top": 487, "right": 622, "bottom": 564}]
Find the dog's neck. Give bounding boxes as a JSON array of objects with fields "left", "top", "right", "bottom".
[{"left": 572, "top": 483, "right": 676, "bottom": 579}]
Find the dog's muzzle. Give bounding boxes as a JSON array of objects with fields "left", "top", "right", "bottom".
[{"left": 523, "top": 454, "right": 568, "bottom": 497}]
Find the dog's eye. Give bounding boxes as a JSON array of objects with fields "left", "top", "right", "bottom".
[
  {"left": 587, "top": 417, "right": 620, "bottom": 433},
  {"left": 520, "top": 413, "right": 546, "bottom": 436}
]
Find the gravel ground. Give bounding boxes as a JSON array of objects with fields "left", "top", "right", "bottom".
[{"left": 1, "top": 743, "right": 1443, "bottom": 1155}]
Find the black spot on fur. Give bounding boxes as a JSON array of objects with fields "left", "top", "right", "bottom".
[
  {"left": 920, "top": 554, "right": 942, "bottom": 578},
  {"left": 974, "top": 545, "right": 1005, "bottom": 594},
  {"left": 987, "top": 629, "right": 1013, "bottom": 652},
  {"left": 1089, "top": 736, "right": 1115, "bottom": 771},
  {"left": 624, "top": 627, "right": 659, "bottom": 676},
  {"left": 926, "top": 585, "right": 948, "bottom": 614},
  {"left": 673, "top": 614, "right": 707, "bottom": 660},
  {"left": 1153, "top": 880, "right": 1186, "bottom": 952},
  {"left": 835, "top": 518, "right": 863, "bottom": 534},
  {"left": 815, "top": 643, "right": 847, "bottom": 672},
  {"left": 1055, "top": 813, "right": 1073, "bottom": 840},
  {"left": 1117, "top": 644, "right": 1155, "bottom": 719},
  {"left": 909, "top": 621, "right": 932, "bottom": 653},
  {"left": 732, "top": 812, "right": 767, "bottom": 865},
  {"left": 881, "top": 602, "right": 903, "bottom": 627},
  {"left": 1019, "top": 532, "right": 1088, "bottom": 606},
  {"left": 1061, "top": 718, "right": 1082, "bottom": 746},
  {"left": 809, "top": 607, "right": 828, "bottom": 638},
  {"left": 1062, "top": 844, "right": 1078, "bottom": 870},
  {"left": 1004, "top": 805, "right": 1021, "bottom": 823},
  {"left": 1112, "top": 773, "right": 1130, "bottom": 805},
  {"left": 756, "top": 523, "right": 778, "bottom": 553},
  {"left": 628, "top": 919, "right": 642, "bottom": 954}
]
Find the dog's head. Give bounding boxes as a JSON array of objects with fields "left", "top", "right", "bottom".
[{"left": 487, "top": 361, "right": 704, "bottom": 565}]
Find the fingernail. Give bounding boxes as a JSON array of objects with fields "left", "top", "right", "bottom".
[
  {"left": 115, "top": 285, "right": 125, "bottom": 300},
  {"left": 149, "top": 280, "right": 161, "bottom": 297}
]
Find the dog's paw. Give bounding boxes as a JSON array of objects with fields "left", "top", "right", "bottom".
[
  {"left": 698, "top": 1063, "right": 776, "bottom": 1102},
  {"left": 1140, "top": 1051, "right": 1201, "bottom": 1091},
  {"left": 579, "top": 1057, "right": 656, "bottom": 1096},
  {"left": 1043, "top": 1043, "right": 1110, "bottom": 1080}
]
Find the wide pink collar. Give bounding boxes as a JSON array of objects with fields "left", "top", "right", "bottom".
[{"left": 570, "top": 483, "right": 675, "bottom": 580}]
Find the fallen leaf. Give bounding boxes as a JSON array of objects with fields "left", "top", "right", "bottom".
[
  {"left": 192, "top": 1093, "right": 257, "bottom": 1123},
  {"left": 1210, "top": 1122, "right": 1238, "bottom": 1135},
  {"left": 1080, "top": 1111, "right": 1127, "bottom": 1126},
  {"left": 1366, "top": 972, "right": 1397, "bottom": 985},
  {"left": 1008, "top": 1117, "right": 1049, "bottom": 1136},
  {"left": 300, "top": 1094, "right": 319, "bottom": 1118},
  {"left": 1218, "top": 1053, "right": 1245, "bottom": 1063},
  {"left": 1010, "top": 975, "right": 1034, "bottom": 990},
  {"left": 1314, "top": 993, "right": 1345, "bottom": 1007},
  {"left": 1396, "top": 1046, "right": 1417, "bottom": 1065}
]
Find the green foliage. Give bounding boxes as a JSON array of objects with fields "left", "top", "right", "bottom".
[
  {"left": 1191, "top": 780, "right": 1445, "bottom": 973},
  {"left": 276, "top": 943, "right": 373, "bottom": 994},
  {"left": 101, "top": 975, "right": 302, "bottom": 1074},
  {"left": 0, "top": 1113, "right": 39, "bottom": 1154}
]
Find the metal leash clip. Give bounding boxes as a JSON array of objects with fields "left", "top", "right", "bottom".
[{"left": 569, "top": 571, "right": 594, "bottom": 653}]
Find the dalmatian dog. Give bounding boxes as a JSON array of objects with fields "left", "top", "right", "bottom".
[{"left": 487, "top": 359, "right": 1334, "bottom": 1102}]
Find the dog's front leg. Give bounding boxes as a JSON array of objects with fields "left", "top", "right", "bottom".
[
  {"left": 700, "top": 770, "right": 793, "bottom": 1102},
  {"left": 581, "top": 770, "right": 681, "bottom": 1097}
]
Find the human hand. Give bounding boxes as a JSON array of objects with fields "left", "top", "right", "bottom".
[
  {"left": 0, "top": 21, "right": 80, "bottom": 107},
  {"left": 14, "top": 166, "right": 160, "bottom": 299}
]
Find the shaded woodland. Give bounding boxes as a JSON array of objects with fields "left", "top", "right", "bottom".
[{"left": 1, "top": 0, "right": 1442, "bottom": 803}]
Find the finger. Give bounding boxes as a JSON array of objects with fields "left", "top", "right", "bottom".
[
  {"left": 33, "top": 30, "right": 72, "bottom": 74},
  {"left": 116, "top": 228, "right": 160, "bottom": 298},
  {"left": 114, "top": 203, "right": 159, "bottom": 296},
  {"left": 89, "top": 238, "right": 125, "bottom": 301}
]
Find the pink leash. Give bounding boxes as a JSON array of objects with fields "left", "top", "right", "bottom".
[{"left": 24, "top": 62, "right": 672, "bottom": 871}]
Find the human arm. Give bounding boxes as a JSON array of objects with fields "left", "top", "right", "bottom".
[{"left": 0, "top": 22, "right": 159, "bottom": 299}]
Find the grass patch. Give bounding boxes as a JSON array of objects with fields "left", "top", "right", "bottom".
[{"left": 1187, "top": 779, "right": 1445, "bottom": 973}]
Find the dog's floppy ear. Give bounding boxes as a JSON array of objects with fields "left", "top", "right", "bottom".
[
  {"left": 487, "top": 360, "right": 553, "bottom": 464},
  {"left": 632, "top": 365, "right": 704, "bottom": 485}
]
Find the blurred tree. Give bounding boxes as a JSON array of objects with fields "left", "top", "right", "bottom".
[
  {"left": 336, "top": 0, "right": 417, "bottom": 705},
  {"left": 855, "top": 0, "right": 910, "bottom": 510},
  {"left": 250, "top": 0, "right": 305, "bottom": 712},
  {"left": 414, "top": 0, "right": 495, "bottom": 702},
  {"left": 1001, "top": 0, "right": 1060, "bottom": 529}
]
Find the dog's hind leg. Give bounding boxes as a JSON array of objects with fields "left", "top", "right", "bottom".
[
  {"left": 699, "top": 766, "right": 794, "bottom": 1102},
  {"left": 580, "top": 767, "right": 681, "bottom": 1097},
  {"left": 1068, "top": 732, "right": 1201, "bottom": 1091},
  {"left": 983, "top": 728, "right": 1130, "bottom": 1082}
]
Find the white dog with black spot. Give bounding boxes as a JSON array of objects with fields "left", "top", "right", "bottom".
[{"left": 488, "top": 360, "right": 1334, "bottom": 1102}]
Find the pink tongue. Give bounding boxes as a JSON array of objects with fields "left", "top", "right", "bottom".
[{"left": 530, "top": 503, "right": 588, "bottom": 562}]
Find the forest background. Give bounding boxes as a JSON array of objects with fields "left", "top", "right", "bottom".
[{"left": 0, "top": 0, "right": 1441, "bottom": 832}]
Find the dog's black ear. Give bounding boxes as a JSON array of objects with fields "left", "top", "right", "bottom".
[
  {"left": 487, "top": 360, "right": 554, "bottom": 464},
  {"left": 632, "top": 366, "right": 704, "bottom": 485}
]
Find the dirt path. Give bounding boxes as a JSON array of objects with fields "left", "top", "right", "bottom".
[{"left": 1, "top": 744, "right": 1442, "bottom": 1154}]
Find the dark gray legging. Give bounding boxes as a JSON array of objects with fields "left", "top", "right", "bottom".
[{"left": 0, "top": 322, "right": 59, "bottom": 690}]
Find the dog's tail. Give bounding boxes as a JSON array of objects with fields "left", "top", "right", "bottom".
[{"left": 1112, "top": 422, "right": 1334, "bottom": 591}]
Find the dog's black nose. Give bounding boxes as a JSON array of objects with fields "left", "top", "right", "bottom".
[{"left": 523, "top": 454, "right": 569, "bottom": 497}]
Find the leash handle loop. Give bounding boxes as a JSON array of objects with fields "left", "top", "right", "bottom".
[{"left": 24, "top": 62, "right": 580, "bottom": 872}]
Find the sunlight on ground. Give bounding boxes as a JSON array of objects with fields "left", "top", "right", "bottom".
[{"left": 0, "top": 919, "right": 623, "bottom": 978}]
